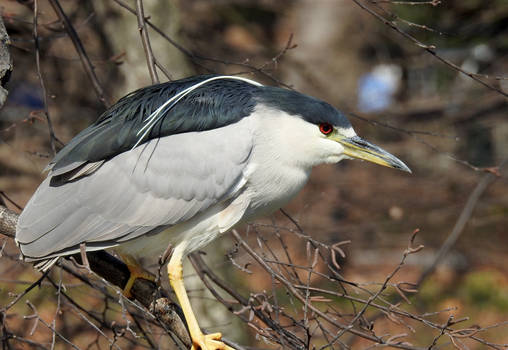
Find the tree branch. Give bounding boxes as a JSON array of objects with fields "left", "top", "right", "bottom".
[
  {"left": 47, "top": 0, "right": 110, "bottom": 108},
  {"left": 417, "top": 157, "right": 508, "bottom": 285},
  {"left": 0, "top": 205, "right": 191, "bottom": 348},
  {"left": 135, "top": 0, "right": 159, "bottom": 84},
  {"left": 352, "top": 0, "right": 508, "bottom": 98},
  {"left": 0, "top": 13, "right": 12, "bottom": 110},
  {"left": 33, "top": 0, "right": 58, "bottom": 155}
]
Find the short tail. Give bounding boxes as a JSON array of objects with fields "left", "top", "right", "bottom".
[{"left": 31, "top": 256, "right": 60, "bottom": 272}]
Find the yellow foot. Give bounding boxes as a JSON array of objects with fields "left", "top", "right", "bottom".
[
  {"left": 122, "top": 264, "right": 155, "bottom": 298},
  {"left": 191, "top": 332, "right": 234, "bottom": 350}
]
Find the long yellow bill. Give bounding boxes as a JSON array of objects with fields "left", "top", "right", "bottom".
[{"left": 336, "top": 135, "right": 411, "bottom": 173}]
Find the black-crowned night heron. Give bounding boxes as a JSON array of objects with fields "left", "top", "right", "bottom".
[{"left": 16, "top": 75, "right": 410, "bottom": 350}]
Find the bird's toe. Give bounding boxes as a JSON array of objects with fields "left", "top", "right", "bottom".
[{"left": 191, "top": 332, "right": 234, "bottom": 350}]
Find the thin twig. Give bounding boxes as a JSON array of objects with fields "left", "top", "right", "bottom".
[
  {"left": 1, "top": 270, "right": 50, "bottom": 312},
  {"left": 33, "top": 0, "right": 57, "bottom": 155},
  {"left": 111, "top": 0, "right": 294, "bottom": 88},
  {"left": 352, "top": 0, "right": 508, "bottom": 98},
  {"left": 25, "top": 301, "right": 82, "bottom": 350},
  {"left": 47, "top": 0, "right": 109, "bottom": 107},
  {"left": 417, "top": 157, "right": 508, "bottom": 285},
  {"left": 231, "top": 230, "right": 425, "bottom": 350},
  {"left": 135, "top": 0, "right": 159, "bottom": 84}
]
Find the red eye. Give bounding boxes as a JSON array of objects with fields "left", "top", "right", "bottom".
[{"left": 319, "top": 123, "right": 333, "bottom": 135}]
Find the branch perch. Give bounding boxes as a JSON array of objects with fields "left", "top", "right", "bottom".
[{"left": 0, "top": 205, "right": 192, "bottom": 348}]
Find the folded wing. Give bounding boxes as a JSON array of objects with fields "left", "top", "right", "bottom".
[{"left": 16, "top": 121, "right": 253, "bottom": 260}]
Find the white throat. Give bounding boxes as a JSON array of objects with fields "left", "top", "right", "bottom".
[{"left": 242, "top": 105, "right": 346, "bottom": 218}]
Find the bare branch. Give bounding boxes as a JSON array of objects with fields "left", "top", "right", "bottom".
[
  {"left": 47, "top": 0, "right": 110, "bottom": 107},
  {"left": 33, "top": 0, "right": 58, "bottom": 155},
  {"left": 0, "top": 205, "right": 192, "bottom": 348},
  {"left": 135, "top": 0, "right": 159, "bottom": 84},
  {"left": 352, "top": 0, "right": 508, "bottom": 98},
  {"left": 417, "top": 157, "right": 508, "bottom": 285}
]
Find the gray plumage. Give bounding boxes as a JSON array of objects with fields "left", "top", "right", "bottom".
[
  {"left": 15, "top": 74, "right": 407, "bottom": 269},
  {"left": 17, "top": 115, "right": 252, "bottom": 260}
]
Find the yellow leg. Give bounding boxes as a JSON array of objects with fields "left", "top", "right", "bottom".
[
  {"left": 168, "top": 249, "right": 234, "bottom": 350},
  {"left": 119, "top": 254, "right": 155, "bottom": 298}
]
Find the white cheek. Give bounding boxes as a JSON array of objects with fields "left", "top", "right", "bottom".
[{"left": 320, "top": 139, "right": 345, "bottom": 164}]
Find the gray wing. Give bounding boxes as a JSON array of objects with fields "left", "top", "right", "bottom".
[{"left": 16, "top": 120, "right": 253, "bottom": 260}]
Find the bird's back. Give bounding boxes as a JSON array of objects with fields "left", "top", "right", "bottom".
[{"left": 16, "top": 75, "right": 263, "bottom": 266}]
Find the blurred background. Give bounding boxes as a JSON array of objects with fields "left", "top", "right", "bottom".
[{"left": 0, "top": 0, "right": 507, "bottom": 349}]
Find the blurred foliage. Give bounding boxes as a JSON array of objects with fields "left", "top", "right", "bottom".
[
  {"left": 419, "top": 269, "right": 508, "bottom": 311},
  {"left": 462, "top": 270, "right": 508, "bottom": 311}
]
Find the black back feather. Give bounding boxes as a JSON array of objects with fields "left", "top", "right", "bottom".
[
  {"left": 50, "top": 75, "right": 258, "bottom": 172},
  {"left": 49, "top": 75, "right": 351, "bottom": 174}
]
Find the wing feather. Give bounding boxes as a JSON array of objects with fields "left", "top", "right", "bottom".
[{"left": 16, "top": 118, "right": 254, "bottom": 260}]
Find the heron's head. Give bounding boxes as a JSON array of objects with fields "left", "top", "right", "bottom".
[{"left": 255, "top": 87, "right": 411, "bottom": 173}]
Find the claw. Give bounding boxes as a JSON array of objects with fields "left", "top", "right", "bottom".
[{"left": 191, "top": 332, "right": 234, "bottom": 350}]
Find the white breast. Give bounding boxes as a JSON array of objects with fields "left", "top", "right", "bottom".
[{"left": 242, "top": 106, "right": 316, "bottom": 220}]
